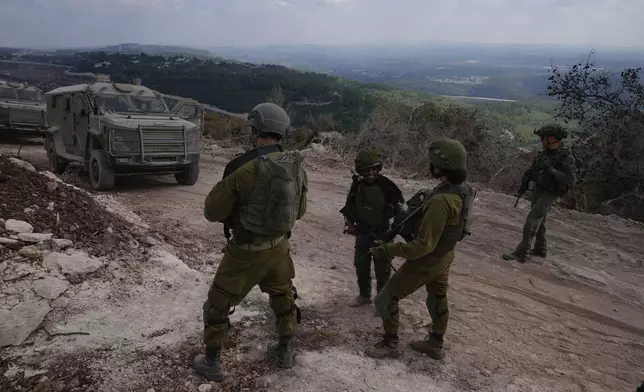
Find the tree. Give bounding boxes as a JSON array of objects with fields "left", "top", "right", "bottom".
[{"left": 547, "top": 51, "right": 644, "bottom": 220}]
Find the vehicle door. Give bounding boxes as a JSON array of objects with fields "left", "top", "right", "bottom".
[
  {"left": 71, "top": 93, "right": 91, "bottom": 157},
  {"left": 61, "top": 94, "right": 77, "bottom": 154}
]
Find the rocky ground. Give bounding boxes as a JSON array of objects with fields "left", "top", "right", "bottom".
[{"left": 1, "top": 141, "right": 643, "bottom": 392}]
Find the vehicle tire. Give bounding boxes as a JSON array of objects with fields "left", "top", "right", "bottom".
[
  {"left": 175, "top": 163, "right": 199, "bottom": 185},
  {"left": 47, "top": 140, "right": 68, "bottom": 174},
  {"left": 89, "top": 149, "right": 115, "bottom": 191}
]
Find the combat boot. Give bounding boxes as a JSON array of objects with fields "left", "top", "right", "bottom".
[
  {"left": 348, "top": 296, "right": 372, "bottom": 308},
  {"left": 529, "top": 248, "right": 547, "bottom": 258},
  {"left": 502, "top": 252, "right": 528, "bottom": 264},
  {"left": 193, "top": 349, "right": 224, "bottom": 382},
  {"left": 410, "top": 333, "right": 445, "bottom": 360},
  {"left": 267, "top": 335, "right": 295, "bottom": 369},
  {"left": 364, "top": 334, "right": 401, "bottom": 359}
]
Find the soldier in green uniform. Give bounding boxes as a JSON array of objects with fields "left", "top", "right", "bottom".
[
  {"left": 340, "top": 149, "right": 405, "bottom": 307},
  {"left": 193, "top": 102, "right": 308, "bottom": 382},
  {"left": 503, "top": 124, "right": 576, "bottom": 263},
  {"left": 364, "top": 139, "right": 476, "bottom": 360}
]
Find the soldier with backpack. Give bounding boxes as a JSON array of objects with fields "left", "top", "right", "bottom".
[
  {"left": 193, "top": 102, "right": 308, "bottom": 382},
  {"left": 340, "top": 149, "right": 405, "bottom": 308},
  {"left": 503, "top": 124, "right": 577, "bottom": 263},
  {"left": 364, "top": 139, "right": 476, "bottom": 360}
]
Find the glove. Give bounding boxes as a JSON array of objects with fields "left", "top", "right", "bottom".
[{"left": 369, "top": 245, "right": 388, "bottom": 260}]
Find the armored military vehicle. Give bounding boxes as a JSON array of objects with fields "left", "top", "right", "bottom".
[
  {"left": 0, "top": 80, "right": 47, "bottom": 136},
  {"left": 161, "top": 93, "right": 205, "bottom": 135},
  {"left": 44, "top": 80, "right": 201, "bottom": 190}
]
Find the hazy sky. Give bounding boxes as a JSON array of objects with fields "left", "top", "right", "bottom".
[{"left": 1, "top": 0, "right": 642, "bottom": 49}]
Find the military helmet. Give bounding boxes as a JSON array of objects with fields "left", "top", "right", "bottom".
[
  {"left": 354, "top": 148, "right": 383, "bottom": 171},
  {"left": 534, "top": 124, "right": 567, "bottom": 140},
  {"left": 247, "top": 102, "right": 291, "bottom": 137},
  {"left": 428, "top": 138, "right": 467, "bottom": 171}
]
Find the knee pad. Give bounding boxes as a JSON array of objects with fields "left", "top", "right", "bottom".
[
  {"left": 270, "top": 291, "right": 300, "bottom": 324},
  {"left": 202, "top": 299, "right": 230, "bottom": 330}
]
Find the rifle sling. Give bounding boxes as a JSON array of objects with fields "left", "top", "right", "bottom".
[{"left": 223, "top": 143, "right": 283, "bottom": 179}]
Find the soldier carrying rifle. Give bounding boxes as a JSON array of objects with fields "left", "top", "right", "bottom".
[{"left": 503, "top": 124, "right": 577, "bottom": 263}]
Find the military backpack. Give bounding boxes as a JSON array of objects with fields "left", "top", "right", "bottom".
[{"left": 239, "top": 150, "right": 304, "bottom": 236}]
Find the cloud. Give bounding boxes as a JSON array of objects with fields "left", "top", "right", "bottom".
[
  {"left": 316, "top": 0, "right": 350, "bottom": 5},
  {"left": 275, "top": 0, "right": 295, "bottom": 8},
  {"left": 0, "top": 0, "right": 642, "bottom": 50}
]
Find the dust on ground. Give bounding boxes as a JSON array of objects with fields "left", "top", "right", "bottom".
[{"left": 1, "top": 142, "right": 643, "bottom": 392}]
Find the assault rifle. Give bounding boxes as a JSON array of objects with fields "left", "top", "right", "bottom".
[
  {"left": 339, "top": 169, "right": 365, "bottom": 235},
  {"left": 514, "top": 178, "right": 530, "bottom": 208},
  {"left": 355, "top": 191, "right": 429, "bottom": 272}
]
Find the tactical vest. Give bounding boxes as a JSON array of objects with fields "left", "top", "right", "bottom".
[
  {"left": 354, "top": 182, "right": 389, "bottom": 228},
  {"left": 239, "top": 150, "right": 304, "bottom": 237},
  {"left": 399, "top": 182, "right": 476, "bottom": 258},
  {"left": 532, "top": 146, "right": 573, "bottom": 196}
]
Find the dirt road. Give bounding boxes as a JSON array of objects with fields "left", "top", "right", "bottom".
[{"left": 2, "top": 142, "right": 643, "bottom": 392}]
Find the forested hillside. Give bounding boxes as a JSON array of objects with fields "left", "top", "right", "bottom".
[{"left": 0, "top": 49, "right": 555, "bottom": 136}]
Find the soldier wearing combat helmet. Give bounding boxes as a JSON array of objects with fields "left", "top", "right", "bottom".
[
  {"left": 503, "top": 124, "right": 576, "bottom": 263},
  {"left": 365, "top": 138, "right": 476, "bottom": 360},
  {"left": 193, "top": 102, "right": 308, "bottom": 381},
  {"left": 340, "top": 149, "right": 404, "bottom": 308}
]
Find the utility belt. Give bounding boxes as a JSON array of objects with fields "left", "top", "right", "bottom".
[{"left": 231, "top": 235, "right": 285, "bottom": 251}]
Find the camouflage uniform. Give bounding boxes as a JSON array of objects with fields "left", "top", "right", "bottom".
[
  {"left": 365, "top": 139, "right": 476, "bottom": 360},
  {"left": 193, "top": 103, "right": 308, "bottom": 382},
  {"left": 503, "top": 125, "right": 577, "bottom": 263},
  {"left": 340, "top": 149, "right": 405, "bottom": 307}
]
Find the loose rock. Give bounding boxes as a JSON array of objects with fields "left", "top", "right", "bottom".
[
  {"left": 18, "top": 246, "right": 42, "bottom": 260},
  {"left": 50, "top": 296, "right": 69, "bottom": 309},
  {"left": 0, "top": 237, "right": 20, "bottom": 245},
  {"left": 43, "top": 250, "right": 103, "bottom": 275},
  {"left": 9, "top": 157, "right": 36, "bottom": 172},
  {"left": 46, "top": 182, "right": 58, "bottom": 193},
  {"left": 139, "top": 235, "right": 160, "bottom": 246},
  {"left": 40, "top": 171, "right": 62, "bottom": 182},
  {"left": 198, "top": 384, "right": 212, "bottom": 392},
  {"left": 33, "top": 276, "right": 70, "bottom": 300},
  {"left": 0, "top": 301, "right": 51, "bottom": 347},
  {"left": 5, "top": 219, "right": 34, "bottom": 234},
  {"left": 19, "top": 233, "right": 54, "bottom": 243},
  {"left": 52, "top": 238, "right": 73, "bottom": 249}
]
